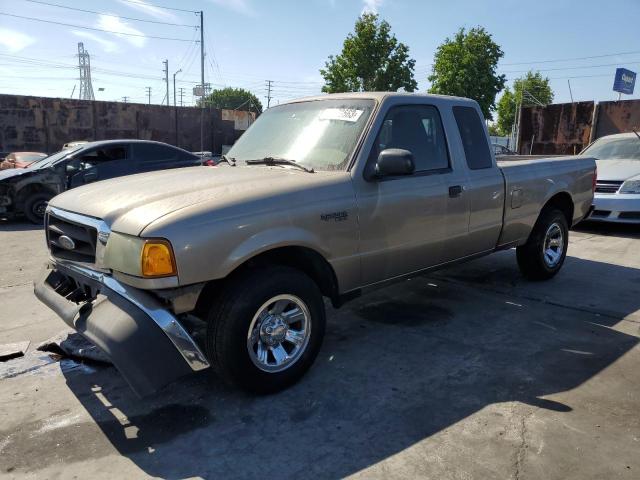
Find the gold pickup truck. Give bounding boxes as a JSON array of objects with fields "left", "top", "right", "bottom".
[{"left": 35, "top": 93, "right": 597, "bottom": 396}]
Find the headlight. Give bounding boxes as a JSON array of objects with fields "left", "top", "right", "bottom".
[
  {"left": 103, "top": 233, "right": 177, "bottom": 278},
  {"left": 620, "top": 180, "right": 640, "bottom": 194},
  {"left": 141, "top": 240, "right": 177, "bottom": 277}
]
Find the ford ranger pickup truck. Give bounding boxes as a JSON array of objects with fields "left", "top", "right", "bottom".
[{"left": 35, "top": 93, "right": 597, "bottom": 396}]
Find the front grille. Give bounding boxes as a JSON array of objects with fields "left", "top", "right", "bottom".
[
  {"left": 46, "top": 211, "right": 97, "bottom": 264},
  {"left": 595, "top": 180, "right": 623, "bottom": 194}
]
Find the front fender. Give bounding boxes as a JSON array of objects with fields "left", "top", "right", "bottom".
[{"left": 222, "top": 226, "right": 330, "bottom": 277}]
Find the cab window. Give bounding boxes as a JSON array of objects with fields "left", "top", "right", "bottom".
[
  {"left": 371, "top": 105, "right": 450, "bottom": 173},
  {"left": 453, "top": 106, "right": 493, "bottom": 170}
]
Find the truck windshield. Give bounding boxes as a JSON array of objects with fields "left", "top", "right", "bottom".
[
  {"left": 227, "top": 99, "right": 375, "bottom": 171},
  {"left": 582, "top": 136, "right": 640, "bottom": 160}
]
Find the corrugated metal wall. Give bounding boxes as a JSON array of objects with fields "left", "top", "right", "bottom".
[
  {"left": 518, "top": 98, "right": 640, "bottom": 155},
  {"left": 518, "top": 102, "right": 594, "bottom": 155},
  {"left": 592, "top": 99, "right": 640, "bottom": 139}
]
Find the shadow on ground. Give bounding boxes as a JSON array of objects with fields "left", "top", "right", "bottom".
[
  {"left": 574, "top": 220, "right": 640, "bottom": 239},
  {"left": 0, "top": 219, "right": 42, "bottom": 232},
  {"left": 6, "top": 251, "right": 640, "bottom": 478}
]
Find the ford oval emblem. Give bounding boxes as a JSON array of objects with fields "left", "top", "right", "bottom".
[{"left": 58, "top": 235, "right": 76, "bottom": 251}]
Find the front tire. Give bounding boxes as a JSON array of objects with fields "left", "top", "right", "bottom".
[
  {"left": 24, "top": 192, "right": 52, "bottom": 224},
  {"left": 516, "top": 208, "right": 569, "bottom": 280},
  {"left": 206, "top": 266, "right": 326, "bottom": 394}
]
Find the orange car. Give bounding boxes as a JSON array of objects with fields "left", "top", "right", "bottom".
[{"left": 0, "top": 151, "right": 48, "bottom": 170}]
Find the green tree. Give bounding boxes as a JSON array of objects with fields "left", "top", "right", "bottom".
[
  {"left": 496, "top": 71, "right": 554, "bottom": 135},
  {"left": 428, "top": 27, "right": 505, "bottom": 120},
  {"left": 199, "top": 87, "right": 262, "bottom": 113},
  {"left": 320, "top": 13, "right": 417, "bottom": 93},
  {"left": 487, "top": 123, "right": 501, "bottom": 136}
]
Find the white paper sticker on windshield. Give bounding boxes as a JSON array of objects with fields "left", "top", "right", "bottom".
[{"left": 319, "top": 108, "right": 364, "bottom": 122}]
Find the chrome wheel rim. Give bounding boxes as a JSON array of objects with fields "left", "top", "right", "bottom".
[
  {"left": 543, "top": 222, "right": 564, "bottom": 268},
  {"left": 247, "top": 294, "right": 311, "bottom": 373}
]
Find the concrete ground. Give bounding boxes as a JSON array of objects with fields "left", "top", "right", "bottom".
[{"left": 0, "top": 221, "right": 639, "bottom": 480}]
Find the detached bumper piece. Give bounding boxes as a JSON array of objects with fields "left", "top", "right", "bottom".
[{"left": 34, "top": 262, "right": 209, "bottom": 396}]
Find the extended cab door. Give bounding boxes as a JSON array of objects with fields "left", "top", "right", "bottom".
[
  {"left": 67, "top": 144, "right": 131, "bottom": 188},
  {"left": 133, "top": 143, "right": 200, "bottom": 173},
  {"left": 451, "top": 106, "right": 504, "bottom": 254},
  {"left": 352, "top": 101, "right": 470, "bottom": 285}
]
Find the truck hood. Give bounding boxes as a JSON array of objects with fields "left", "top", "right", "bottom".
[
  {"left": 595, "top": 159, "right": 640, "bottom": 181},
  {"left": 49, "top": 165, "right": 347, "bottom": 235}
]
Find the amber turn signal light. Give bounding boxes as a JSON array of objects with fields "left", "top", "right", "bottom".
[{"left": 141, "top": 240, "right": 177, "bottom": 277}]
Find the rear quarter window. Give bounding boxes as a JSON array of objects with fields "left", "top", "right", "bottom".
[{"left": 453, "top": 106, "right": 493, "bottom": 170}]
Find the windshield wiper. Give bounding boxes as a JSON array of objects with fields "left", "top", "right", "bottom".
[
  {"left": 220, "top": 154, "right": 236, "bottom": 166},
  {"left": 245, "top": 156, "right": 314, "bottom": 173},
  {"left": 633, "top": 129, "right": 640, "bottom": 142}
]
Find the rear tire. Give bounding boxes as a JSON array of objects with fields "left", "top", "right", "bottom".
[
  {"left": 516, "top": 208, "right": 569, "bottom": 280},
  {"left": 206, "top": 266, "right": 326, "bottom": 394},
  {"left": 24, "top": 192, "right": 52, "bottom": 224}
]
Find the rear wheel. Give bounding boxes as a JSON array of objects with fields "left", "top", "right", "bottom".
[
  {"left": 516, "top": 208, "right": 569, "bottom": 280},
  {"left": 206, "top": 266, "right": 326, "bottom": 393},
  {"left": 24, "top": 192, "right": 52, "bottom": 224}
]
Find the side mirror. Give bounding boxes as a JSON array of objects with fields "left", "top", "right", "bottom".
[
  {"left": 65, "top": 163, "right": 78, "bottom": 174},
  {"left": 375, "top": 148, "right": 415, "bottom": 178}
]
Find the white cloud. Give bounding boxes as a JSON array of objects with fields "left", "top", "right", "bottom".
[
  {"left": 362, "top": 0, "right": 383, "bottom": 13},
  {"left": 208, "top": 0, "right": 256, "bottom": 16},
  {"left": 97, "top": 15, "right": 147, "bottom": 48},
  {"left": 71, "top": 30, "right": 119, "bottom": 53},
  {"left": 0, "top": 28, "right": 36, "bottom": 53},
  {"left": 116, "top": 0, "right": 178, "bottom": 21}
]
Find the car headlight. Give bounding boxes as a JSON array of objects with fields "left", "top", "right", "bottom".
[
  {"left": 103, "top": 233, "right": 177, "bottom": 278},
  {"left": 619, "top": 180, "right": 640, "bottom": 194}
]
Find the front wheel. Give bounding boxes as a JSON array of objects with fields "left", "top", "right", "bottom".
[
  {"left": 24, "top": 192, "right": 52, "bottom": 224},
  {"left": 206, "top": 266, "right": 326, "bottom": 393},
  {"left": 516, "top": 208, "right": 569, "bottom": 280}
]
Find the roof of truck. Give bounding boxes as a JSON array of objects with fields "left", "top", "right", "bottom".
[{"left": 281, "top": 91, "right": 477, "bottom": 104}]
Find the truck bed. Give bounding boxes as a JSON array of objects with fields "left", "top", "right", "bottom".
[{"left": 497, "top": 155, "right": 596, "bottom": 246}]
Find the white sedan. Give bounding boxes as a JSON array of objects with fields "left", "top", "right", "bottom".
[{"left": 582, "top": 133, "right": 640, "bottom": 224}]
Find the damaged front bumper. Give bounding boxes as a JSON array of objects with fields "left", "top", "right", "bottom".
[{"left": 34, "top": 261, "right": 210, "bottom": 396}]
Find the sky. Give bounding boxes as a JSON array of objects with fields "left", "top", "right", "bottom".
[{"left": 0, "top": 0, "right": 638, "bottom": 111}]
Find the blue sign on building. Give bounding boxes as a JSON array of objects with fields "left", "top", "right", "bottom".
[{"left": 613, "top": 68, "right": 636, "bottom": 95}]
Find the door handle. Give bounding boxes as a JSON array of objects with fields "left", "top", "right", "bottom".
[{"left": 449, "top": 185, "right": 463, "bottom": 198}]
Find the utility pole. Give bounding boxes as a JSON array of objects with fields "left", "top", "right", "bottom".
[
  {"left": 163, "top": 59, "right": 169, "bottom": 106},
  {"left": 567, "top": 79, "right": 574, "bottom": 103},
  {"left": 199, "top": 10, "right": 205, "bottom": 151},
  {"left": 122, "top": 96, "right": 129, "bottom": 103},
  {"left": 173, "top": 69, "right": 181, "bottom": 108},
  {"left": 266, "top": 79, "right": 273, "bottom": 108},
  {"left": 145, "top": 86, "right": 152, "bottom": 105},
  {"left": 173, "top": 68, "right": 182, "bottom": 146},
  {"left": 179, "top": 87, "right": 185, "bottom": 107}
]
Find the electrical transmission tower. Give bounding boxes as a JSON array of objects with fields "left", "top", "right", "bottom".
[{"left": 77, "top": 42, "right": 95, "bottom": 101}]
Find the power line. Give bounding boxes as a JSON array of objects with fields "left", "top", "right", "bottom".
[
  {"left": 502, "top": 60, "right": 640, "bottom": 74},
  {"left": 502, "top": 50, "right": 640, "bottom": 66},
  {"left": 0, "top": 12, "right": 199, "bottom": 42},
  {"left": 117, "top": 0, "right": 199, "bottom": 14},
  {"left": 19, "top": 0, "right": 199, "bottom": 27}
]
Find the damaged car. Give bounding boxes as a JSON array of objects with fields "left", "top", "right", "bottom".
[{"left": 0, "top": 140, "right": 204, "bottom": 223}]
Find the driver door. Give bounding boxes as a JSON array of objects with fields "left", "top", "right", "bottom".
[{"left": 353, "top": 104, "right": 470, "bottom": 285}]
